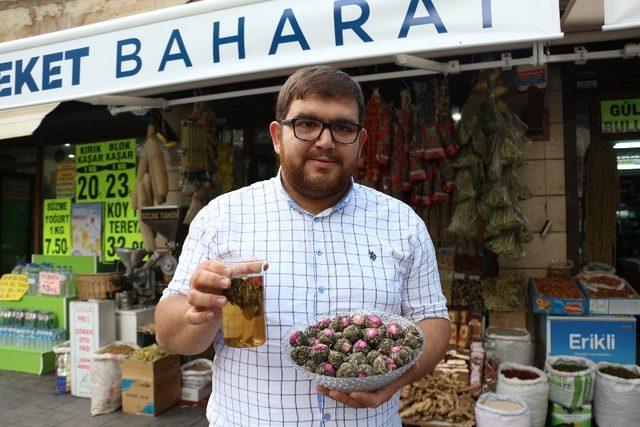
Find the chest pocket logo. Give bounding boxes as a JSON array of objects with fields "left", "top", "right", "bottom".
[{"left": 368, "top": 250, "right": 377, "bottom": 261}]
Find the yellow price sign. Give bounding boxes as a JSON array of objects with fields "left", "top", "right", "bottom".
[{"left": 0, "top": 274, "right": 29, "bottom": 301}]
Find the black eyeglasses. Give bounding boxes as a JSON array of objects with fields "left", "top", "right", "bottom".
[{"left": 281, "top": 118, "right": 363, "bottom": 144}]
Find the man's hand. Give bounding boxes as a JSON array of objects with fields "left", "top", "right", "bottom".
[
  {"left": 186, "top": 259, "right": 268, "bottom": 325},
  {"left": 316, "top": 365, "right": 416, "bottom": 409}
]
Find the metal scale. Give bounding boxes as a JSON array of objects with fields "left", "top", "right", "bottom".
[{"left": 115, "top": 205, "right": 187, "bottom": 308}]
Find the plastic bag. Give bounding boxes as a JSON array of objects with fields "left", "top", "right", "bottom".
[
  {"left": 497, "top": 363, "right": 549, "bottom": 427},
  {"left": 594, "top": 363, "right": 640, "bottom": 427},
  {"left": 545, "top": 355, "right": 596, "bottom": 409},
  {"left": 181, "top": 358, "right": 213, "bottom": 389},
  {"left": 90, "top": 341, "right": 139, "bottom": 416},
  {"left": 484, "top": 327, "right": 532, "bottom": 366},
  {"left": 475, "top": 392, "right": 531, "bottom": 427}
]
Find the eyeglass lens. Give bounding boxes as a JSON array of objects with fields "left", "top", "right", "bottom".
[{"left": 293, "top": 119, "right": 359, "bottom": 143}]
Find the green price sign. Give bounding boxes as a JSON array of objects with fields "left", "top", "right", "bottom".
[
  {"left": 75, "top": 139, "right": 142, "bottom": 262},
  {"left": 601, "top": 99, "right": 640, "bottom": 133},
  {"left": 42, "top": 198, "right": 71, "bottom": 256}
]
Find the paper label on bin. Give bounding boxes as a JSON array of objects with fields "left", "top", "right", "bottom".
[
  {"left": 0, "top": 274, "right": 29, "bottom": 300},
  {"left": 39, "top": 272, "right": 61, "bottom": 295}
]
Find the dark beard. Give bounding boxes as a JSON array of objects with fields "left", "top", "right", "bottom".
[{"left": 281, "top": 150, "right": 354, "bottom": 200}]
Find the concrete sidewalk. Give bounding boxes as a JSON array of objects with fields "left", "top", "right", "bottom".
[{"left": 0, "top": 370, "right": 208, "bottom": 427}]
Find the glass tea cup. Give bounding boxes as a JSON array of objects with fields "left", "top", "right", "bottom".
[{"left": 220, "top": 258, "right": 267, "bottom": 348}]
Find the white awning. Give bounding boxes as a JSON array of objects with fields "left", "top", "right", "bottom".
[
  {"left": 603, "top": 0, "right": 640, "bottom": 31},
  {"left": 0, "top": 0, "right": 562, "bottom": 112},
  {"left": 0, "top": 102, "right": 59, "bottom": 140}
]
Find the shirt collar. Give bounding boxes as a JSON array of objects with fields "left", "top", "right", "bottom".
[{"left": 275, "top": 168, "right": 355, "bottom": 217}]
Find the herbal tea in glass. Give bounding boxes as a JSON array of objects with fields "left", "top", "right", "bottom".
[{"left": 221, "top": 259, "right": 266, "bottom": 348}]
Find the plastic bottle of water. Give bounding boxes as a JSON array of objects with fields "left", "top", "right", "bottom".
[
  {"left": 58, "top": 266, "right": 68, "bottom": 298},
  {"left": 24, "top": 263, "right": 40, "bottom": 295},
  {"left": 66, "top": 267, "right": 77, "bottom": 297},
  {"left": 11, "top": 262, "right": 25, "bottom": 274}
]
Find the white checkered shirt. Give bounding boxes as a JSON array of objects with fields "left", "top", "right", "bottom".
[{"left": 163, "top": 172, "right": 448, "bottom": 426}]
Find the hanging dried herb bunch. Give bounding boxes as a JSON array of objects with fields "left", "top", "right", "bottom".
[
  {"left": 223, "top": 277, "right": 264, "bottom": 320},
  {"left": 448, "top": 69, "right": 532, "bottom": 259},
  {"left": 584, "top": 138, "right": 620, "bottom": 266}
]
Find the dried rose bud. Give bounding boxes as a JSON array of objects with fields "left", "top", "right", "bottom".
[
  {"left": 339, "top": 316, "right": 352, "bottom": 329},
  {"left": 316, "top": 317, "right": 331, "bottom": 329},
  {"left": 366, "top": 350, "right": 383, "bottom": 365},
  {"left": 343, "top": 325, "right": 363, "bottom": 343},
  {"left": 386, "top": 323, "right": 403, "bottom": 339},
  {"left": 289, "top": 331, "right": 309, "bottom": 347},
  {"left": 390, "top": 346, "right": 402, "bottom": 354},
  {"left": 290, "top": 346, "right": 309, "bottom": 365},
  {"left": 377, "top": 338, "right": 395, "bottom": 356},
  {"left": 335, "top": 338, "right": 352, "bottom": 354},
  {"left": 357, "top": 364, "right": 374, "bottom": 378},
  {"left": 352, "top": 339, "right": 370, "bottom": 355},
  {"left": 315, "top": 362, "right": 335, "bottom": 377},
  {"left": 313, "top": 343, "right": 328, "bottom": 351},
  {"left": 309, "top": 337, "right": 319, "bottom": 346},
  {"left": 351, "top": 314, "right": 367, "bottom": 327},
  {"left": 311, "top": 343, "right": 330, "bottom": 363},
  {"left": 363, "top": 328, "right": 381, "bottom": 347},
  {"left": 386, "top": 357, "right": 397, "bottom": 371},
  {"left": 366, "top": 315, "right": 382, "bottom": 329}
]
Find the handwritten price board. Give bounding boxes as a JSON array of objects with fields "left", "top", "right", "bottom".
[
  {"left": 0, "top": 274, "right": 29, "bottom": 301},
  {"left": 39, "top": 272, "right": 61, "bottom": 296}
]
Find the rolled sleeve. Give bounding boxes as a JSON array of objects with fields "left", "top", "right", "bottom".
[
  {"left": 161, "top": 204, "right": 217, "bottom": 300},
  {"left": 401, "top": 220, "right": 449, "bottom": 323}
]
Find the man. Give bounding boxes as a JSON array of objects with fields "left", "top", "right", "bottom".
[{"left": 156, "top": 66, "right": 450, "bottom": 426}]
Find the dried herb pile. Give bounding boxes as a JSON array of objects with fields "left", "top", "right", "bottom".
[
  {"left": 584, "top": 138, "right": 620, "bottom": 266},
  {"left": 482, "top": 275, "right": 527, "bottom": 312},
  {"left": 600, "top": 365, "right": 640, "bottom": 380},
  {"left": 223, "top": 277, "right": 264, "bottom": 320},
  {"left": 130, "top": 344, "right": 169, "bottom": 362},
  {"left": 448, "top": 69, "right": 532, "bottom": 259}
]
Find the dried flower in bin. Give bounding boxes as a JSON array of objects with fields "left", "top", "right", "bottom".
[
  {"left": 352, "top": 339, "right": 370, "bottom": 355},
  {"left": 377, "top": 338, "right": 395, "bottom": 356},
  {"left": 372, "top": 355, "right": 397, "bottom": 375},
  {"left": 403, "top": 325, "right": 419, "bottom": 336},
  {"left": 347, "top": 352, "right": 367, "bottom": 367},
  {"left": 329, "top": 317, "right": 343, "bottom": 332},
  {"left": 305, "top": 325, "right": 320, "bottom": 339},
  {"left": 334, "top": 332, "right": 344, "bottom": 341},
  {"left": 304, "top": 360, "right": 319, "bottom": 373},
  {"left": 334, "top": 338, "right": 352, "bottom": 354},
  {"left": 363, "top": 328, "right": 381, "bottom": 347},
  {"left": 339, "top": 316, "right": 352, "bottom": 329},
  {"left": 357, "top": 364, "right": 374, "bottom": 378},
  {"left": 401, "top": 334, "right": 423, "bottom": 350},
  {"left": 316, "top": 317, "right": 331, "bottom": 329},
  {"left": 337, "top": 362, "right": 359, "bottom": 378},
  {"left": 315, "top": 362, "right": 336, "bottom": 377},
  {"left": 366, "top": 315, "right": 383, "bottom": 329},
  {"left": 290, "top": 346, "right": 310, "bottom": 365},
  {"left": 310, "top": 343, "right": 330, "bottom": 363},
  {"left": 351, "top": 314, "right": 368, "bottom": 327},
  {"left": 223, "top": 277, "right": 264, "bottom": 320},
  {"left": 289, "top": 331, "right": 309, "bottom": 347},
  {"left": 309, "top": 337, "right": 319, "bottom": 346},
  {"left": 366, "top": 350, "right": 384, "bottom": 366},
  {"left": 318, "top": 328, "right": 336, "bottom": 346},
  {"left": 385, "top": 323, "right": 403, "bottom": 340},
  {"left": 390, "top": 346, "right": 413, "bottom": 367},
  {"left": 343, "top": 325, "right": 363, "bottom": 343},
  {"left": 327, "top": 351, "right": 345, "bottom": 369}
]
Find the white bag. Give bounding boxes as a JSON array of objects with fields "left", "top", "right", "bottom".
[
  {"left": 485, "top": 327, "right": 532, "bottom": 366},
  {"left": 181, "top": 358, "right": 213, "bottom": 389},
  {"left": 545, "top": 355, "right": 595, "bottom": 409},
  {"left": 475, "top": 392, "right": 532, "bottom": 427},
  {"left": 594, "top": 362, "right": 640, "bottom": 427},
  {"left": 497, "top": 363, "right": 549, "bottom": 427},
  {"left": 90, "top": 341, "right": 139, "bottom": 416}
]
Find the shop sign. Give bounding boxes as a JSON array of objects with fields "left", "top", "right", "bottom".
[
  {"left": 515, "top": 65, "right": 547, "bottom": 91},
  {"left": 56, "top": 162, "right": 76, "bottom": 199},
  {"left": 42, "top": 198, "right": 71, "bottom": 256},
  {"left": 545, "top": 316, "right": 637, "bottom": 364},
  {"left": 601, "top": 99, "right": 640, "bottom": 133},
  {"left": 0, "top": 0, "right": 562, "bottom": 111},
  {"left": 75, "top": 139, "right": 143, "bottom": 262},
  {"left": 0, "top": 274, "right": 29, "bottom": 301},
  {"left": 71, "top": 202, "right": 102, "bottom": 258}
]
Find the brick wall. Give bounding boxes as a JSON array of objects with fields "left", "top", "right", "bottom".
[
  {"left": 0, "top": 0, "right": 191, "bottom": 43},
  {"left": 500, "top": 66, "right": 568, "bottom": 277}
]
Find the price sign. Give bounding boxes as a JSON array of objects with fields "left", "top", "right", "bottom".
[
  {"left": 75, "top": 139, "right": 143, "bottom": 262},
  {"left": 42, "top": 198, "right": 72, "bottom": 256},
  {"left": 0, "top": 274, "right": 29, "bottom": 301},
  {"left": 39, "top": 272, "right": 61, "bottom": 296}
]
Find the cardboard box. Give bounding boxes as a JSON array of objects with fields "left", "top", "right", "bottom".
[
  {"left": 577, "top": 280, "right": 640, "bottom": 315},
  {"left": 539, "top": 315, "right": 637, "bottom": 364},
  {"left": 181, "top": 383, "right": 212, "bottom": 402},
  {"left": 122, "top": 354, "right": 181, "bottom": 416},
  {"left": 551, "top": 403, "right": 592, "bottom": 426},
  {"left": 530, "top": 278, "right": 589, "bottom": 316}
]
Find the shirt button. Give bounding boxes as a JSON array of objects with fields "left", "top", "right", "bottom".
[
  {"left": 316, "top": 250, "right": 323, "bottom": 256},
  {"left": 323, "top": 413, "right": 331, "bottom": 421},
  {"left": 313, "top": 217, "right": 321, "bottom": 222},
  {"left": 318, "top": 286, "right": 325, "bottom": 294}
]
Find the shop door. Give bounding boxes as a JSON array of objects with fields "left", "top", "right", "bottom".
[{"left": 0, "top": 173, "right": 34, "bottom": 273}]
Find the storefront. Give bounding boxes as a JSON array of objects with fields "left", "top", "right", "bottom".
[{"left": 0, "top": 0, "right": 639, "bottom": 425}]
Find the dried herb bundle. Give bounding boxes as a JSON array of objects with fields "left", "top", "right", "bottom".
[{"left": 224, "top": 277, "right": 264, "bottom": 320}]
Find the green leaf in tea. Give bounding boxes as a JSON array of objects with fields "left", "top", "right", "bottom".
[{"left": 223, "top": 277, "right": 264, "bottom": 320}]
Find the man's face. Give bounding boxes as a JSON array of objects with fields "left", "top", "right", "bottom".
[{"left": 270, "top": 95, "right": 366, "bottom": 200}]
